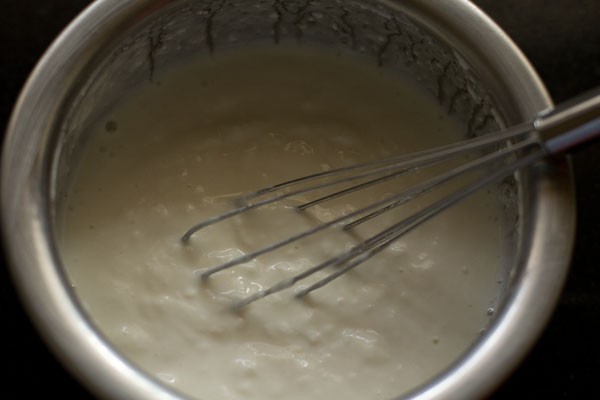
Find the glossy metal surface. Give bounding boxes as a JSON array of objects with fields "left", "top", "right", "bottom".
[
  {"left": 1, "top": 1, "right": 575, "bottom": 399},
  {"left": 536, "top": 86, "right": 600, "bottom": 153}
]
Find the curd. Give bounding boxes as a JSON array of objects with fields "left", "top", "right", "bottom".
[{"left": 59, "top": 46, "right": 506, "bottom": 400}]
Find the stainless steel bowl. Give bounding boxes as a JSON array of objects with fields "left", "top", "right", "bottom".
[{"left": 1, "top": 1, "right": 575, "bottom": 399}]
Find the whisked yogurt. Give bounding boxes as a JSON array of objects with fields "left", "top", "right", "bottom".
[{"left": 58, "top": 46, "right": 506, "bottom": 400}]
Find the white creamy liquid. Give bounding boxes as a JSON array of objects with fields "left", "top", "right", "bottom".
[{"left": 59, "top": 47, "right": 506, "bottom": 400}]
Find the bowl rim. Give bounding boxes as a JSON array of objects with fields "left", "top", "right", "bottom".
[{"left": 1, "top": 1, "right": 575, "bottom": 399}]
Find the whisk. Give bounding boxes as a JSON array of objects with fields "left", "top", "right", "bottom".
[{"left": 182, "top": 87, "right": 600, "bottom": 310}]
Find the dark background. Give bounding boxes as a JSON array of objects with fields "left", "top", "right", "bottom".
[{"left": 1, "top": 1, "right": 599, "bottom": 398}]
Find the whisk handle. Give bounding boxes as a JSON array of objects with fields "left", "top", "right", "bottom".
[{"left": 535, "top": 86, "right": 600, "bottom": 155}]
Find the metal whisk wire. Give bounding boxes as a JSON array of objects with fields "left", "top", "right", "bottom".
[
  {"left": 181, "top": 122, "right": 530, "bottom": 243},
  {"left": 182, "top": 87, "right": 600, "bottom": 310}
]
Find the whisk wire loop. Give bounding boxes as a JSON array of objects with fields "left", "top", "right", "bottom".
[
  {"left": 185, "top": 86, "right": 600, "bottom": 309},
  {"left": 197, "top": 132, "right": 538, "bottom": 282},
  {"left": 232, "top": 147, "right": 546, "bottom": 309},
  {"left": 181, "top": 122, "right": 532, "bottom": 242}
]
